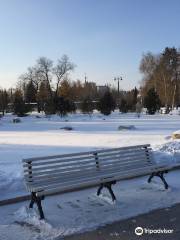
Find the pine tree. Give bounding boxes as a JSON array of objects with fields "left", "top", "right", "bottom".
[
  {"left": 55, "top": 97, "right": 75, "bottom": 117},
  {"left": 98, "top": 91, "right": 116, "bottom": 115},
  {"left": 0, "top": 90, "right": 8, "bottom": 115},
  {"left": 132, "top": 87, "right": 138, "bottom": 108},
  {"left": 119, "top": 98, "right": 128, "bottom": 113},
  {"left": 144, "top": 88, "right": 161, "bottom": 114},
  {"left": 81, "top": 97, "right": 94, "bottom": 115},
  {"left": 13, "top": 90, "right": 29, "bottom": 116},
  {"left": 25, "top": 81, "right": 37, "bottom": 103}
]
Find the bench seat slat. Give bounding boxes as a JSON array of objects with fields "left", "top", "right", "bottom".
[{"left": 35, "top": 164, "right": 157, "bottom": 196}]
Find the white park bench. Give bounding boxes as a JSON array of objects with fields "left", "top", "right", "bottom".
[{"left": 23, "top": 144, "right": 171, "bottom": 219}]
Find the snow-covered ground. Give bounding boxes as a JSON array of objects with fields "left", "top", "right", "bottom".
[{"left": 0, "top": 111, "right": 180, "bottom": 239}]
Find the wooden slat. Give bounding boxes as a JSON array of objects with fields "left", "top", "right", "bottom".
[
  {"left": 35, "top": 164, "right": 155, "bottom": 196},
  {"left": 23, "top": 147, "right": 150, "bottom": 168},
  {"left": 25, "top": 164, "right": 97, "bottom": 179},
  {"left": 25, "top": 168, "right": 99, "bottom": 185},
  {"left": 24, "top": 150, "right": 149, "bottom": 172},
  {"left": 24, "top": 159, "right": 96, "bottom": 173},
  {"left": 99, "top": 153, "right": 147, "bottom": 165},
  {"left": 26, "top": 161, "right": 153, "bottom": 189},
  {"left": 24, "top": 152, "right": 148, "bottom": 176},
  {"left": 24, "top": 155, "right": 149, "bottom": 180},
  {"left": 23, "top": 144, "right": 156, "bottom": 197},
  {"left": 25, "top": 160, "right": 167, "bottom": 190},
  {"left": 23, "top": 154, "right": 95, "bottom": 168},
  {"left": 100, "top": 158, "right": 152, "bottom": 172},
  {"left": 26, "top": 163, "right": 180, "bottom": 199},
  {"left": 23, "top": 144, "right": 150, "bottom": 163}
]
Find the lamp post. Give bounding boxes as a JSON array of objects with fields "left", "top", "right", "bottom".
[
  {"left": 114, "top": 77, "right": 122, "bottom": 106},
  {"left": 114, "top": 77, "right": 122, "bottom": 95}
]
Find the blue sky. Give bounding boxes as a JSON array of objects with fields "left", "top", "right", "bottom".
[{"left": 0, "top": 0, "right": 180, "bottom": 90}]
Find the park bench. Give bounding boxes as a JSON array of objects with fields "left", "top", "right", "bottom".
[{"left": 23, "top": 144, "right": 172, "bottom": 219}]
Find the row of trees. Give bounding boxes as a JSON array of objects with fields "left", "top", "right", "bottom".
[
  {"left": 140, "top": 47, "right": 180, "bottom": 109},
  {"left": 0, "top": 88, "right": 116, "bottom": 117},
  {"left": 0, "top": 86, "right": 139, "bottom": 117},
  {"left": 0, "top": 54, "right": 140, "bottom": 116},
  {"left": 3, "top": 47, "right": 179, "bottom": 117}
]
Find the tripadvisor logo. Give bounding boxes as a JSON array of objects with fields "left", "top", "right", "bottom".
[
  {"left": 135, "top": 226, "right": 174, "bottom": 236},
  {"left": 135, "top": 227, "right": 143, "bottom": 236}
]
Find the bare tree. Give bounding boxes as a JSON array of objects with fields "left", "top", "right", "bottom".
[
  {"left": 36, "top": 57, "right": 53, "bottom": 100},
  {"left": 140, "top": 52, "right": 159, "bottom": 91},
  {"left": 140, "top": 48, "right": 180, "bottom": 109},
  {"left": 18, "top": 55, "right": 75, "bottom": 114},
  {"left": 19, "top": 67, "right": 40, "bottom": 91},
  {"left": 53, "top": 55, "right": 75, "bottom": 100}
]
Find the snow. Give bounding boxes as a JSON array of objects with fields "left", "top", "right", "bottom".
[
  {"left": 173, "top": 130, "right": 180, "bottom": 134},
  {"left": 0, "top": 112, "right": 180, "bottom": 239},
  {"left": 1, "top": 170, "right": 180, "bottom": 239}
]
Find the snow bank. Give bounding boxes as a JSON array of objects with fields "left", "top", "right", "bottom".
[
  {"left": 156, "top": 141, "right": 180, "bottom": 154},
  {"left": 153, "top": 140, "right": 180, "bottom": 165},
  {"left": 13, "top": 206, "right": 61, "bottom": 240}
]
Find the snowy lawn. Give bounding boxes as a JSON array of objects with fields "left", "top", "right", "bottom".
[
  {"left": 0, "top": 170, "right": 180, "bottom": 240},
  {"left": 0, "top": 111, "right": 180, "bottom": 239}
]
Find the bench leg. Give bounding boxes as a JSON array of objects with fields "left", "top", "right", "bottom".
[
  {"left": 148, "top": 170, "right": 169, "bottom": 189},
  {"left": 36, "top": 197, "right": 45, "bottom": 220},
  {"left": 147, "top": 173, "right": 155, "bottom": 183},
  {"left": 29, "top": 199, "right": 34, "bottom": 208},
  {"left": 97, "top": 184, "right": 103, "bottom": 196},
  {"left": 106, "top": 184, "right": 116, "bottom": 201},
  {"left": 97, "top": 181, "right": 116, "bottom": 201},
  {"left": 29, "top": 192, "right": 36, "bottom": 208},
  {"left": 29, "top": 192, "right": 45, "bottom": 220}
]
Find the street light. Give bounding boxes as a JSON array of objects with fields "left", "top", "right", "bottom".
[
  {"left": 114, "top": 76, "right": 122, "bottom": 94},
  {"left": 114, "top": 76, "right": 123, "bottom": 107}
]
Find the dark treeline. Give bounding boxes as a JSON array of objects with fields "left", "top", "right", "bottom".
[
  {"left": 0, "top": 54, "right": 139, "bottom": 116},
  {"left": 1, "top": 47, "right": 179, "bottom": 117}
]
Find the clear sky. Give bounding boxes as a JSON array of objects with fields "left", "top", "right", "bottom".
[{"left": 0, "top": 0, "right": 180, "bottom": 90}]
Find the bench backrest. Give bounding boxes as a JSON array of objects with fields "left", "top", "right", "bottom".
[{"left": 23, "top": 144, "right": 153, "bottom": 187}]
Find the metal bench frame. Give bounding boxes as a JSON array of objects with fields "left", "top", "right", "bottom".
[{"left": 23, "top": 144, "right": 170, "bottom": 219}]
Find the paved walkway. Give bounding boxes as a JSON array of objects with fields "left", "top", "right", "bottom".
[{"left": 64, "top": 203, "right": 180, "bottom": 240}]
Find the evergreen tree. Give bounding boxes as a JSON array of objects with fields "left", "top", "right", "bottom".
[
  {"left": 144, "top": 88, "right": 161, "bottom": 114},
  {"left": 98, "top": 91, "right": 116, "bottom": 115},
  {"left": 25, "top": 81, "right": 37, "bottom": 103},
  {"left": 44, "top": 99, "right": 55, "bottom": 116},
  {"left": 68, "top": 100, "right": 76, "bottom": 113},
  {"left": 56, "top": 97, "right": 76, "bottom": 117},
  {"left": 0, "top": 90, "right": 8, "bottom": 115},
  {"left": 81, "top": 97, "right": 94, "bottom": 115},
  {"left": 119, "top": 98, "right": 128, "bottom": 113},
  {"left": 13, "top": 90, "right": 29, "bottom": 116},
  {"left": 132, "top": 87, "right": 138, "bottom": 109}
]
